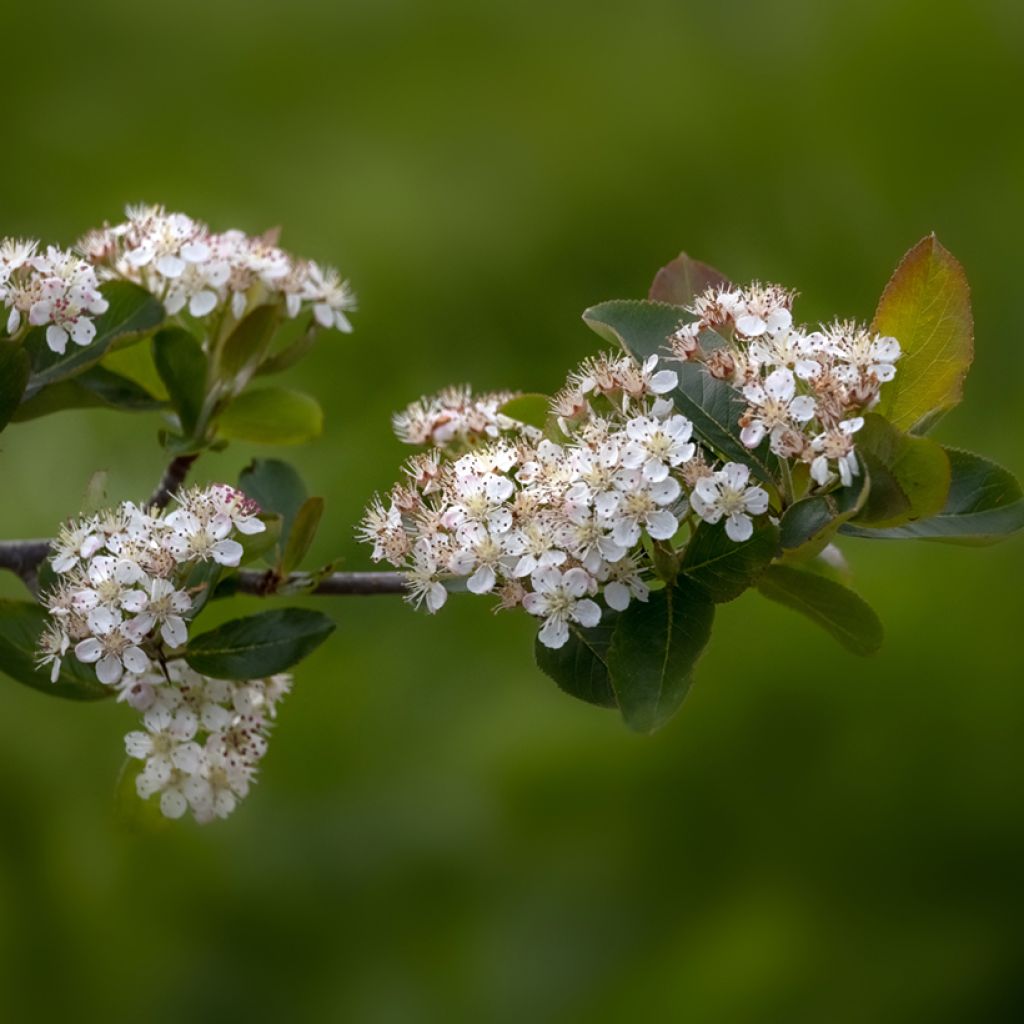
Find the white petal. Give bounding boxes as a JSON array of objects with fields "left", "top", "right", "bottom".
[
  {"left": 159, "top": 789, "right": 188, "bottom": 819},
  {"left": 721, "top": 462, "right": 750, "bottom": 490},
  {"left": 645, "top": 509, "right": 678, "bottom": 540},
  {"left": 189, "top": 290, "right": 218, "bottom": 317},
  {"left": 156, "top": 254, "right": 186, "bottom": 278},
  {"left": 764, "top": 368, "right": 796, "bottom": 402},
  {"left": 788, "top": 395, "right": 816, "bottom": 422},
  {"left": 212, "top": 539, "right": 243, "bottom": 567},
  {"left": 736, "top": 314, "right": 767, "bottom": 337},
  {"left": 122, "top": 646, "right": 150, "bottom": 675},
  {"left": 70, "top": 318, "right": 96, "bottom": 346},
  {"left": 467, "top": 564, "right": 496, "bottom": 594},
  {"left": 649, "top": 369, "right": 678, "bottom": 394},
  {"left": 604, "top": 581, "right": 630, "bottom": 612},
  {"left": 161, "top": 617, "right": 189, "bottom": 648},
  {"left": 725, "top": 513, "right": 753, "bottom": 542},
  {"left": 74, "top": 638, "right": 103, "bottom": 663},
  {"left": 741, "top": 421, "right": 766, "bottom": 448},
  {"left": 45, "top": 324, "right": 69, "bottom": 354},
  {"left": 744, "top": 486, "right": 770, "bottom": 515},
  {"left": 571, "top": 599, "right": 601, "bottom": 629},
  {"left": 538, "top": 616, "right": 569, "bottom": 649},
  {"left": 96, "top": 655, "right": 124, "bottom": 686}
]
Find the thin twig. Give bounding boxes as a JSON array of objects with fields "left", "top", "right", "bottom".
[
  {"left": 0, "top": 539, "right": 406, "bottom": 597},
  {"left": 148, "top": 453, "right": 200, "bottom": 510}
]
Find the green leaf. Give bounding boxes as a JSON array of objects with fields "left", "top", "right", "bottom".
[
  {"left": 0, "top": 340, "right": 31, "bottom": 432},
  {"left": 279, "top": 497, "right": 324, "bottom": 575},
  {"left": 582, "top": 300, "right": 774, "bottom": 483},
  {"left": 779, "top": 474, "right": 869, "bottom": 558},
  {"left": 238, "top": 458, "right": 308, "bottom": 542},
  {"left": 648, "top": 251, "right": 729, "bottom": 306},
  {"left": 153, "top": 328, "right": 208, "bottom": 437},
  {"left": 102, "top": 339, "right": 171, "bottom": 400},
  {"left": 606, "top": 578, "right": 715, "bottom": 733},
  {"left": 12, "top": 367, "right": 164, "bottom": 422},
  {"left": 534, "top": 616, "right": 619, "bottom": 709},
  {"left": 756, "top": 564, "right": 883, "bottom": 656},
  {"left": 0, "top": 600, "right": 111, "bottom": 700},
  {"left": 850, "top": 414, "right": 951, "bottom": 528},
  {"left": 841, "top": 447, "right": 1024, "bottom": 544},
  {"left": 220, "top": 303, "right": 281, "bottom": 378},
  {"left": 184, "top": 607, "right": 335, "bottom": 679},
  {"left": 499, "top": 394, "right": 550, "bottom": 431},
  {"left": 682, "top": 520, "right": 779, "bottom": 602},
  {"left": 217, "top": 387, "right": 322, "bottom": 446},
  {"left": 239, "top": 513, "right": 283, "bottom": 566},
  {"left": 22, "top": 281, "right": 165, "bottom": 398},
  {"left": 872, "top": 235, "right": 974, "bottom": 433}
]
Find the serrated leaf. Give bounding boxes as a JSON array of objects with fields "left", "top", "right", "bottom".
[
  {"left": 534, "top": 616, "right": 619, "bottom": 709},
  {"left": 756, "top": 564, "right": 883, "bottom": 656},
  {"left": 682, "top": 520, "right": 779, "bottom": 602},
  {"left": 606, "top": 578, "right": 715, "bottom": 733},
  {"left": 184, "top": 607, "right": 335, "bottom": 678},
  {"left": 0, "top": 599, "right": 111, "bottom": 700},
  {"left": 648, "top": 251, "right": 729, "bottom": 306},
  {"left": 279, "top": 498, "right": 324, "bottom": 575},
  {"left": 153, "top": 328, "right": 207, "bottom": 436},
  {"left": 582, "top": 299, "right": 774, "bottom": 483},
  {"left": 0, "top": 340, "right": 31, "bottom": 432},
  {"left": 217, "top": 387, "right": 323, "bottom": 446},
  {"left": 22, "top": 281, "right": 165, "bottom": 398},
  {"left": 872, "top": 235, "right": 974, "bottom": 432},
  {"left": 850, "top": 414, "right": 950, "bottom": 528},
  {"left": 840, "top": 447, "right": 1024, "bottom": 544}
]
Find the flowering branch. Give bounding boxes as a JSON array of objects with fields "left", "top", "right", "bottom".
[
  {"left": 0, "top": 539, "right": 406, "bottom": 596},
  {"left": 148, "top": 454, "right": 200, "bottom": 510}
]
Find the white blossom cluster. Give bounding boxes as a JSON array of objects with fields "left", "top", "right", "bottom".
[
  {"left": 37, "top": 484, "right": 265, "bottom": 687},
  {"left": 668, "top": 283, "right": 902, "bottom": 487},
  {"left": 391, "top": 385, "right": 535, "bottom": 449},
  {"left": 361, "top": 352, "right": 771, "bottom": 649},
  {"left": 0, "top": 238, "right": 109, "bottom": 353},
  {"left": 79, "top": 203, "right": 356, "bottom": 330},
  {"left": 35, "top": 484, "right": 293, "bottom": 823},
  {"left": 122, "top": 661, "right": 291, "bottom": 823}
]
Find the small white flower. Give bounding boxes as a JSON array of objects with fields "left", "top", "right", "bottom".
[
  {"left": 690, "top": 462, "right": 771, "bottom": 542},
  {"left": 740, "top": 368, "right": 817, "bottom": 450},
  {"left": 810, "top": 417, "right": 864, "bottom": 487},
  {"left": 621, "top": 413, "right": 695, "bottom": 482},
  {"left": 522, "top": 567, "right": 602, "bottom": 649},
  {"left": 74, "top": 607, "right": 150, "bottom": 685}
]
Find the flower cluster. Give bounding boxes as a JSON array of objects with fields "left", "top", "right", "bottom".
[
  {"left": 123, "top": 662, "right": 290, "bottom": 823},
  {"left": 361, "top": 351, "right": 772, "bottom": 649},
  {"left": 668, "top": 283, "right": 901, "bottom": 487},
  {"left": 35, "top": 484, "right": 292, "bottom": 823},
  {"left": 0, "top": 238, "right": 109, "bottom": 353},
  {"left": 79, "top": 203, "right": 356, "bottom": 330},
  {"left": 391, "top": 385, "right": 531, "bottom": 449},
  {"left": 38, "top": 484, "right": 264, "bottom": 687}
]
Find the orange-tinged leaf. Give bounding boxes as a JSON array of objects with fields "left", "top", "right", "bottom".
[{"left": 872, "top": 234, "right": 974, "bottom": 433}]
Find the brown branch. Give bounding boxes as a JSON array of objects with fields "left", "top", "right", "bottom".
[
  {"left": 0, "top": 539, "right": 406, "bottom": 597},
  {"left": 148, "top": 453, "right": 200, "bottom": 510}
]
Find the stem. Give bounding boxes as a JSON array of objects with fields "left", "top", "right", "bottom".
[
  {"left": 0, "top": 539, "right": 406, "bottom": 597},
  {"left": 148, "top": 454, "right": 200, "bottom": 509}
]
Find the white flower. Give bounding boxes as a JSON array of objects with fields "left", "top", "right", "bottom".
[
  {"left": 690, "top": 462, "right": 771, "bottom": 542},
  {"left": 403, "top": 541, "right": 449, "bottom": 613},
  {"left": 448, "top": 522, "right": 514, "bottom": 594},
  {"left": 133, "top": 577, "right": 192, "bottom": 648},
  {"left": 599, "top": 470, "right": 681, "bottom": 547},
  {"left": 165, "top": 510, "right": 244, "bottom": 567},
  {"left": 522, "top": 567, "right": 602, "bottom": 649},
  {"left": 74, "top": 607, "right": 150, "bottom": 685},
  {"left": 740, "top": 368, "right": 817, "bottom": 450},
  {"left": 303, "top": 261, "right": 356, "bottom": 332},
  {"left": 621, "top": 413, "right": 695, "bottom": 482},
  {"left": 810, "top": 417, "right": 864, "bottom": 487}
]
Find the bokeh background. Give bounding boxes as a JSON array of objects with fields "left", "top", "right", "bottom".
[{"left": 2, "top": 1, "right": 1023, "bottom": 1021}]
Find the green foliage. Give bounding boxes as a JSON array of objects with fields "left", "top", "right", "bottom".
[
  {"left": 850, "top": 414, "right": 951, "bottom": 528},
  {"left": 606, "top": 578, "right": 715, "bottom": 733},
  {"left": 153, "top": 328, "right": 208, "bottom": 438},
  {"left": 0, "top": 600, "right": 110, "bottom": 700},
  {"left": 647, "top": 251, "right": 729, "bottom": 306},
  {"left": 184, "top": 607, "right": 335, "bottom": 678},
  {"left": 219, "top": 304, "right": 281, "bottom": 379},
  {"left": 779, "top": 475, "right": 868, "bottom": 558},
  {"left": 756, "top": 564, "right": 883, "bottom": 656},
  {"left": 872, "top": 235, "right": 974, "bottom": 433},
  {"left": 217, "top": 387, "right": 323, "bottom": 445},
  {"left": 841, "top": 448, "right": 1024, "bottom": 544},
  {"left": 21, "top": 281, "right": 165, "bottom": 398},
  {"left": 238, "top": 458, "right": 308, "bottom": 543},
  {"left": 534, "top": 616, "right": 618, "bottom": 709},
  {"left": 12, "top": 366, "right": 164, "bottom": 421},
  {"left": 681, "top": 520, "right": 780, "bottom": 602},
  {"left": 582, "top": 299, "right": 774, "bottom": 483},
  {"left": 279, "top": 498, "right": 325, "bottom": 575},
  {"left": 0, "top": 340, "right": 31, "bottom": 432}
]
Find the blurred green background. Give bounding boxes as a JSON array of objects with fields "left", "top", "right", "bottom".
[{"left": 2, "top": 1, "right": 1023, "bottom": 1021}]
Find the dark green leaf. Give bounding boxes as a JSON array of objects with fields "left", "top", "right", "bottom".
[
  {"left": 220, "top": 304, "right": 281, "bottom": 378},
  {"left": 0, "top": 340, "right": 31, "bottom": 431},
  {"left": 0, "top": 600, "right": 111, "bottom": 700},
  {"left": 13, "top": 365, "right": 165, "bottom": 422},
  {"left": 217, "top": 387, "right": 323, "bottom": 445},
  {"left": 279, "top": 498, "right": 324, "bottom": 575},
  {"left": 606, "top": 578, "right": 715, "bottom": 733},
  {"left": 756, "top": 564, "right": 883, "bottom": 656},
  {"left": 841, "top": 447, "right": 1024, "bottom": 544},
  {"left": 184, "top": 607, "right": 335, "bottom": 679},
  {"left": 238, "top": 458, "right": 308, "bottom": 542},
  {"left": 682, "top": 520, "right": 779, "bottom": 602},
  {"left": 779, "top": 474, "right": 868, "bottom": 559},
  {"left": 153, "top": 328, "right": 207, "bottom": 436},
  {"left": 22, "top": 281, "right": 165, "bottom": 398},
  {"left": 239, "top": 514, "right": 283, "bottom": 566},
  {"left": 648, "top": 251, "right": 729, "bottom": 306},
  {"left": 582, "top": 300, "right": 774, "bottom": 483},
  {"left": 850, "top": 414, "right": 950, "bottom": 528},
  {"left": 534, "top": 615, "right": 619, "bottom": 709}
]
